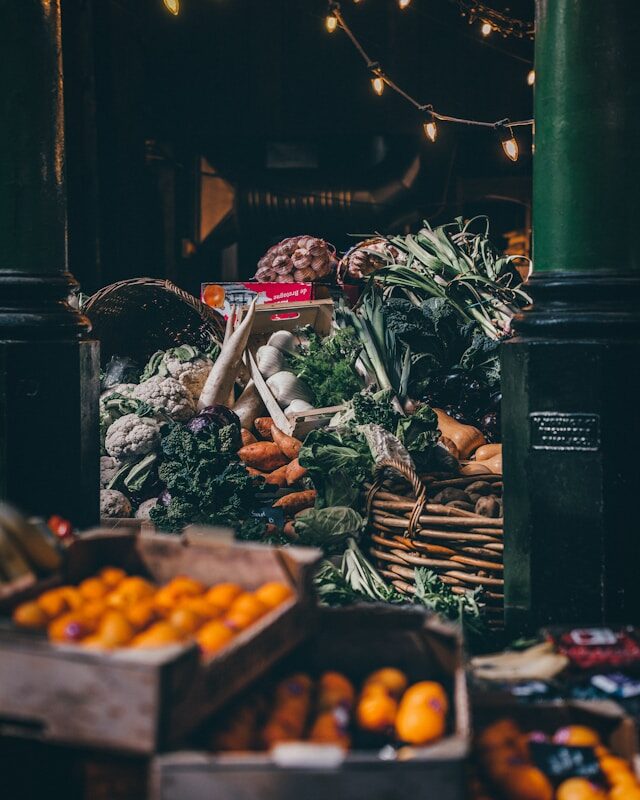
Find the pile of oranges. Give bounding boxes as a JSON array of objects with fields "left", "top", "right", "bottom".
[
  {"left": 210, "top": 667, "right": 449, "bottom": 752},
  {"left": 474, "top": 719, "right": 640, "bottom": 800},
  {"left": 11, "top": 567, "right": 293, "bottom": 655}
]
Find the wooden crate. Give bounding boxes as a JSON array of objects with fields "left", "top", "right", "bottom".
[
  {"left": 150, "top": 605, "right": 470, "bottom": 800},
  {"left": 0, "top": 528, "right": 320, "bottom": 754}
]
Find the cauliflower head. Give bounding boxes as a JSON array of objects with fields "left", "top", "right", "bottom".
[
  {"left": 100, "top": 489, "right": 132, "bottom": 518},
  {"left": 133, "top": 376, "right": 196, "bottom": 422},
  {"left": 135, "top": 497, "right": 158, "bottom": 519},
  {"left": 100, "top": 456, "right": 122, "bottom": 489},
  {"left": 105, "top": 414, "right": 161, "bottom": 460},
  {"left": 165, "top": 355, "right": 213, "bottom": 400}
]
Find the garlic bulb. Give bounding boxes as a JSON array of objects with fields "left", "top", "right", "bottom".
[
  {"left": 266, "top": 371, "right": 312, "bottom": 408},
  {"left": 267, "top": 330, "right": 299, "bottom": 355},
  {"left": 284, "top": 399, "right": 314, "bottom": 416},
  {"left": 256, "top": 345, "right": 285, "bottom": 378}
]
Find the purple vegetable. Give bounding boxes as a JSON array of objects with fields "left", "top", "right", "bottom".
[
  {"left": 186, "top": 404, "right": 240, "bottom": 435},
  {"left": 158, "top": 488, "right": 172, "bottom": 507}
]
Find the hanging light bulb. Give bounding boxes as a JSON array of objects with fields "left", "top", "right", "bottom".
[
  {"left": 497, "top": 122, "right": 519, "bottom": 161},
  {"left": 398, "top": 0, "right": 412, "bottom": 9},
  {"left": 527, "top": 69, "right": 535, "bottom": 86},
  {"left": 353, "top": 0, "right": 363, "bottom": 4},
  {"left": 325, "top": 14, "right": 338, "bottom": 33},
  {"left": 423, "top": 119, "right": 437, "bottom": 143},
  {"left": 371, "top": 75, "right": 385, "bottom": 96},
  {"left": 163, "top": 0, "right": 180, "bottom": 15},
  {"left": 481, "top": 21, "right": 492, "bottom": 36}
]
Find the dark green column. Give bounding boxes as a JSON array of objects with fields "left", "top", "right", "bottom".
[
  {"left": 502, "top": 1, "right": 640, "bottom": 632},
  {"left": 0, "top": 0, "right": 99, "bottom": 527}
]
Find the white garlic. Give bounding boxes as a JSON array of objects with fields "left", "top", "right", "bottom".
[
  {"left": 256, "top": 344, "right": 285, "bottom": 378},
  {"left": 267, "top": 330, "right": 299, "bottom": 355},
  {"left": 284, "top": 399, "right": 314, "bottom": 416},
  {"left": 266, "top": 371, "right": 313, "bottom": 408}
]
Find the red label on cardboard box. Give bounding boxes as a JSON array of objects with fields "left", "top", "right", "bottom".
[{"left": 201, "top": 282, "right": 314, "bottom": 318}]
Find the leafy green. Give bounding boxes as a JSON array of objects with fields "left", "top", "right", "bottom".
[
  {"left": 395, "top": 405, "right": 440, "bottom": 470},
  {"left": 299, "top": 428, "right": 373, "bottom": 508},
  {"left": 108, "top": 452, "right": 158, "bottom": 496},
  {"left": 150, "top": 423, "right": 263, "bottom": 534},
  {"left": 141, "top": 345, "right": 204, "bottom": 383},
  {"left": 294, "top": 507, "right": 364, "bottom": 553},
  {"left": 351, "top": 389, "right": 400, "bottom": 430},
  {"left": 291, "top": 329, "right": 363, "bottom": 407}
]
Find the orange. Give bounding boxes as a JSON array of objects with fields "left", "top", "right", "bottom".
[
  {"left": 317, "top": 672, "right": 356, "bottom": 710},
  {"left": 394, "top": 702, "right": 445, "bottom": 745},
  {"left": 202, "top": 283, "right": 225, "bottom": 308},
  {"left": 12, "top": 601, "right": 49, "bottom": 629},
  {"left": 229, "top": 592, "right": 268, "bottom": 618},
  {"left": 81, "top": 635, "right": 106, "bottom": 650},
  {"left": 482, "top": 748, "right": 528, "bottom": 781},
  {"left": 356, "top": 692, "right": 398, "bottom": 733},
  {"left": 363, "top": 667, "right": 408, "bottom": 698},
  {"left": 400, "top": 681, "right": 449, "bottom": 716},
  {"left": 48, "top": 612, "right": 95, "bottom": 643},
  {"left": 498, "top": 765, "right": 554, "bottom": 800},
  {"left": 99, "top": 566, "right": 127, "bottom": 588},
  {"left": 37, "top": 586, "right": 83, "bottom": 618},
  {"left": 180, "top": 596, "right": 221, "bottom": 621},
  {"left": 309, "top": 711, "right": 350, "bottom": 747},
  {"left": 96, "top": 610, "right": 135, "bottom": 648},
  {"left": 107, "top": 576, "right": 155, "bottom": 608},
  {"left": 125, "top": 597, "right": 159, "bottom": 630},
  {"left": 78, "top": 577, "right": 108, "bottom": 600},
  {"left": 82, "top": 599, "right": 108, "bottom": 622},
  {"left": 131, "top": 622, "right": 183, "bottom": 648},
  {"left": 553, "top": 725, "right": 601, "bottom": 747},
  {"left": 205, "top": 582, "right": 243, "bottom": 610},
  {"left": 168, "top": 607, "right": 201, "bottom": 635},
  {"left": 555, "top": 777, "right": 605, "bottom": 800},
  {"left": 599, "top": 755, "right": 634, "bottom": 780},
  {"left": 168, "top": 575, "right": 205, "bottom": 596},
  {"left": 274, "top": 674, "right": 313, "bottom": 704},
  {"left": 254, "top": 582, "right": 294, "bottom": 609},
  {"left": 262, "top": 721, "right": 295, "bottom": 748},
  {"left": 58, "top": 587, "right": 84, "bottom": 611},
  {"left": 609, "top": 784, "right": 640, "bottom": 800},
  {"left": 197, "top": 620, "right": 234, "bottom": 655},
  {"left": 476, "top": 719, "right": 522, "bottom": 753}
]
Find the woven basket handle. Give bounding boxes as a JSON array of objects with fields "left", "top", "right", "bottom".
[{"left": 366, "top": 457, "right": 427, "bottom": 539}]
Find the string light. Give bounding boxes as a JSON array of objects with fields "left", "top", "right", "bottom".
[
  {"left": 423, "top": 119, "right": 438, "bottom": 143},
  {"left": 497, "top": 121, "right": 519, "bottom": 162},
  {"left": 325, "top": 3, "right": 533, "bottom": 162},
  {"left": 163, "top": 0, "right": 180, "bottom": 15},
  {"left": 527, "top": 69, "right": 535, "bottom": 86},
  {"left": 481, "top": 21, "right": 492, "bottom": 36},
  {"left": 398, "top": 0, "right": 412, "bottom": 8},
  {"left": 325, "top": 14, "right": 338, "bottom": 32}
]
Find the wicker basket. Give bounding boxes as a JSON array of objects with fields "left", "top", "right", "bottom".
[
  {"left": 83, "top": 278, "right": 226, "bottom": 366},
  {"left": 365, "top": 458, "right": 504, "bottom": 623}
]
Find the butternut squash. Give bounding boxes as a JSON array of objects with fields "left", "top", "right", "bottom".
[
  {"left": 482, "top": 453, "right": 502, "bottom": 474},
  {"left": 474, "top": 443, "right": 502, "bottom": 462},
  {"left": 434, "top": 408, "right": 486, "bottom": 460}
]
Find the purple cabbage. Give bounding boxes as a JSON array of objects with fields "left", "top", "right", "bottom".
[{"left": 186, "top": 404, "right": 240, "bottom": 435}]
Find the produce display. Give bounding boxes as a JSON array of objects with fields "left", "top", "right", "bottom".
[
  {"left": 12, "top": 568, "right": 293, "bottom": 654},
  {"left": 473, "top": 719, "right": 640, "bottom": 800},
  {"left": 207, "top": 667, "right": 448, "bottom": 752}
]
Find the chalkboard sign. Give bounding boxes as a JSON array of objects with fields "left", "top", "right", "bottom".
[
  {"left": 530, "top": 743, "right": 603, "bottom": 785},
  {"left": 252, "top": 506, "right": 286, "bottom": 528}
]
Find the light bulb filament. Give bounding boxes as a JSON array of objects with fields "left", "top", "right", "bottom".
[
  {"left": 326, "top": 14, "right": 338, "bottom": 33},
  {"left": 371, "top": 75, "right": 385, "bottom": 96},
  {"left": 163, "top": 0, "right": 179, "bottom": 15},
  {"left": 423, "top": 120, "right": 437, "bottom": 143}
]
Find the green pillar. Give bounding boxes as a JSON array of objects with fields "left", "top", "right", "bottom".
[
  {"left": 0, "top": 0, "right": 99, "bottom": 527},
  {"left": 502, "top": 1, "right": 640, "bottom": 632}
]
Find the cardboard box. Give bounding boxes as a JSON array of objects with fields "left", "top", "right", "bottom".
[
  {"left": 201, "top": 282, "right": 331, "bottom": 318},
  {"left": 151, "top": 606, "right": 470, "bottom": 800}
]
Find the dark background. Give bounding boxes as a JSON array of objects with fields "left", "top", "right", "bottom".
[{"left": 60, "top": 0, "right": 534, "bottom": 296}]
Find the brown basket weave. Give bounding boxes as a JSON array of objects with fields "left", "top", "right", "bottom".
[
  {"left": 84, "top": 278, "right": 225, "bottom": 366},
  {"left": 365, "top": 458, "right": 504, "bottom": 623}
]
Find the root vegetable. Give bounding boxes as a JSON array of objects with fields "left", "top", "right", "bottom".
[
  {"left": 440, "top": 437, "right": 460, "bottom": 460},
  {"left": 283, "top": 521, "right": 298, "bottom": 541},
  {"left": 285, "top": 458, "right": 307, "bottom": 486},
  {"left": 447, "top": 500, "right": 475, "bottom": 513},
  {"left": 271, "top": 426, "right": 302, "bottom": 460},
  {"left": 233, "top": 381, "right": 267, "bottom": 430},
  {"left": 475, "top": 496, "right": 501, "bottom": 518},
  {"left": 198, "top": 298, "right": 258, "bottom": 410},
  {"left": 474, "top": 443, "right": 502, "bottom": 462},
  {"left": 273, "top": 490, "right": 317, "bottom": 514},
  {"left": 483, "top": 453, "right": 503, "bottom": 474},
  {"left": 465, "top": 481, "right": 494, "bottom": 496},
  {"left": 241, "top": 429, "right": 258, "bottom": 447},
  {"left": 460, "top": 462, "right": 492, "bottom": 476},
  {"left": 263, "top": 464, "right": 290, "bottom": 488},
  {"left": 432, "top": 488, "right": 472, "bottom": 505},
  {"left": 434, "top": 408, "right": 486, "bottom": 460},
  {"left": 238, "top": 442, "right": 289, "bottom": 472},
  {"left": 254, "top": 417, "right": 275, "bottom": 440}
]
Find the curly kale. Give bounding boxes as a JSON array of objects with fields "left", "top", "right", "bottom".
[
  {"left": 150, "top": 423, "right": 263, "bottom": 534},
  {"left": 351, "top": 389, "right": 400, "bottom": 431},
  {"left": 291, "top": 328, "right": 363, "bottom": 407}
]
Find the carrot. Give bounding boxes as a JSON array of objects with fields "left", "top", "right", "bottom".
[
  {"left": 198, "top": 298, "right": 258, "bottom": 410},
  {"left": 238, "top": 442, "right": 288, "bottom": 472},
  {"left": 263, "top": 464, "right": 290, "bottom": 488},
  {"left": 254, "top": 417, "right": 275, "bottom": 440},
  {"left": 271, "top": 426, "right": 303, "bottom": 460},
  {"left": 273, "top": 490, "right": 316, "bottom": 514},
  {"left": 241, "top": 429, "right": 258, "bottom": 447},
  {"left": 285, "top": 458, "right": 307, "bottom": 486}
]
